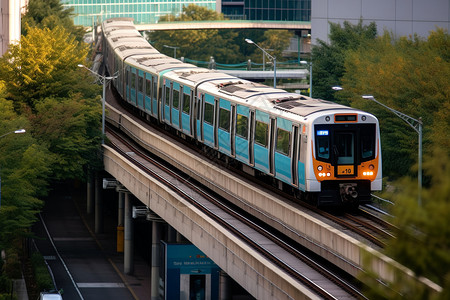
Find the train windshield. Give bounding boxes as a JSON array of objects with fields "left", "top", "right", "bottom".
[{"left": 315, "top": 124, "right": 376, "bottom": 164}]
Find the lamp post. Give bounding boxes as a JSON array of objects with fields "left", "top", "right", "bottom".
[
  {"left": 78, "top": 64, "right": 117, "bottom": 144},
  {"left": 0, "top": 128, "right": 26, "bottom": 208},
  {"left": 245, "top": 38, "right": 277, "bottom": 88},
  {"left": 163, "top": 44, "right": 179, "bottom": 59},
  {"left": 362, "top": 95, "right": 423, "bottom": 206},
  {"left": 300, "top": 60, "right": 312, "bottom": 97}
]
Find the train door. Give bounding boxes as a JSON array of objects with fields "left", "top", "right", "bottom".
[
  {"left": 333, "top": 129, "right": 357, "bottom": 177},
  {"left": 137, "top": 70, "right": 144, "bottom": 110},
  {"left": 195, "top": 93, "right": 204, "bottom": 142},
  {"left": 230, "top": 105, "right": 236, "bottom": 157},
  {"left": 214, "top": 98, "right": 219, "bottom": 149},
  {"left": 163, "top": 80, "right": 172, "bottom": 124},
  {"left": 249, "top": 110, "right": 255, "bottom": 166},
  {"left": 253, "top": 110, "right": 271, "bottom": 174},
  {"left": 273, "top": 118, "right": 293, "bottom": 185},
  {"left": 125, "top": 67, "right": 130, "bottom": 102},
  {"left": 171, "top": 82, "right": 181, "bottom": 129},
  {"left": 291, "top": 125, "right": 300, "bottom": 186},
  {"left": 217, "top": 99, "right": 232, "bottom": 156},
  {"left": 130, "top": 69, "right": 137, "bottom": 106},
  {"left": 234, "top": 105, "right": 250, "bottom": 164},
  {"left": 202, "top": 94, "right": 215, "bottom": 148},
  {"left": 269, "top": 117, "right": 276, "bottom": 175},
  {"left": 181, "top": 87, "right": 192, "bottom": 136},
  {"left": 145, "top": 76, "right": 152, "bottom": 114}
]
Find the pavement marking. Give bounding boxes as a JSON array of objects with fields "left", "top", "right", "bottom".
[
  {"left": 53, "top": 237, "right": 94, "bottom": 241},
  {"left": 43, "top": 256, "right": 57, "bottom": 261},
  {"left": 77, "top": 282, "right": 126, "bottom": 288}
]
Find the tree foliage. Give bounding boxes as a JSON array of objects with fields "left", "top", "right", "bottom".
[
  {"left": 0, "top": 98, "right": 52, "bottom": 250},
  {"left": 21, "top": 0, "right": 85, "bottom": 41},
  {"left": 311, "top": 20, "right": 377, "bottom": 102},
  {"left": 340, "top": 28, "right": 450, "bottom": 179},
  {"left": 0, "top": 25, "right": 92, "bottom": 110},
  {"left": 148, "top": 4, "right": 293, "bottom": 65},
  {"left": 361, "top": 148, "right": 450, "bottom": 299}
]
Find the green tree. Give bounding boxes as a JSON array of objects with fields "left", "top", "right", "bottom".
[
  {"left": 148, "top": 4, "right": 293, "bottom": 65},
  {"left": 361, "top": 148, "right": 450, "bottom": 299},
  {"left": 311, "top": 20, "right": 377, "bottom": 102},
  {"left": 0, "top": 25, "right": 94, "bottom": 111},
  {"left": 340, "top": 28, "right": 450, "bottom": 179},
  {"left": 29, "top": 95, "right": 102, "bottom": 180},
  {"left": 21, "top": 0, "right": 85, "bottom": 41},
  {"left": 0, "top": 98, "right": 52, "bottom": 250}
]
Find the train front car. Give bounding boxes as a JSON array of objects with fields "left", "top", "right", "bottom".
[{"left": 304, "top": 103, "right": 382, "bottom": 207}]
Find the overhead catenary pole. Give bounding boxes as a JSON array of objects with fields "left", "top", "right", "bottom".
[
  {"left": 362, "top": 95, "right": 423, "bottom": 206},
  {"left": 78, "top": 64, "right": 117, "bottom": 144}
]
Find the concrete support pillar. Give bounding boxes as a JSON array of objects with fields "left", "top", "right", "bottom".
[
  {"left": 151, "top": 220, "right": 161, "bottom": 300},
  {"left": 124, "top": 193, "right": 134, "bottom": 274},
  {"left": 118, "top": 191, "right": 124, "bottom": 226},
  {"left": 219, "top": 271, "right": 230, "bottom": 300},
  {"left": 86, "top": 171, "right": 94, "bottom": 214},
  {"left": 176, "top": 232, "right": 184, "bottom": 243},
  {"left": 94, "top": 173, "right": 103, "bottom": 234}
]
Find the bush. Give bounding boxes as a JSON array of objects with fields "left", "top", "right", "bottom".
[{"left": 31, "top": 253, "right": 53, "bottom": 292}]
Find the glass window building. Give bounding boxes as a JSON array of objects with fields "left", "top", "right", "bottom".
[
  {"left": 222, "top": 0, "right": 310, "bottom": 22},
  {"left": 61, "top": 0, "right": 217, "bottom": 27}
]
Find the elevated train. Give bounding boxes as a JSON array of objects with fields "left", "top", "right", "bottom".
[{"left": 101, "top": 18, "right": 382, "bottom": 207}]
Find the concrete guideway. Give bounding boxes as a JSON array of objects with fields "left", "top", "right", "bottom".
[
  {"left": 105, "top": 102, "right": 442, "bottom": 297},
  {"left": 103, "top": 146, "right": 318, "bottom": 300}
]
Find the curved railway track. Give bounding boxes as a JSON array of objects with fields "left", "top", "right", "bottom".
[
  {"left": 111, "top": 94, "right": 396, "bottom": 251},
  {"left": 106, "top": 125, "right": 367, "bottom": 299}
]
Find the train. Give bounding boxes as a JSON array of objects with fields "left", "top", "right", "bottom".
[{"left": 100, "top": 18, "right": 382, "bottom": 207}]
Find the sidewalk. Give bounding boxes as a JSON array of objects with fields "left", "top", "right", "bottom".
[{"left": 71, "top": 181, "right": 152, "bottom": 300}]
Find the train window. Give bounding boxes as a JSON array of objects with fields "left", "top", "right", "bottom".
[
  {"left": 173, "top": 88, "right": 180, "bottom": 109},
  {"left": 165, "top": 86, "right": 170, "bottom": 106},
  {"left": 361, "top": 125, "right": 375, "bottom": 160},
  {"left": 236, "top": 114, "right": 248, "bottom": 139},
  {"left": 255, "top": 121, "right": 268, "bottom": 147},
  {"left": 219, "top": 108, "right": 230, "bottom": 132},
  {"left": 131, "top": 73, "right": 136, "bottom": 89},
  {"left": 183, "top": 93, "right": 190, "bottom": 114},
  {"left": 204, "top": 102, "right": 214, "bottom": 125},
  {"left": 126, "top": 70, "right": 129, "bottom": 87},
  {"left": 276, "top": 128, "right": 291, "bottom": 156},
  {"left": 138, "top": 76, "right": 143, "bottom": 93},
  {"left": 153, "top": 80, "right": 157, "bottom": 99},
  {"left": 316, "top": 135, "right": 330, "bottom": 160},
  {"left": 145, "top": 79, "right": 151, "bottom": 97},
  {"left": 335, "top": 132, "right": 354, "bottom": 164}
]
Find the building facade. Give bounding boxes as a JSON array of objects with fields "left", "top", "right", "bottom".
[
  {"left": 312, "top": 0, "right": 450, "bottom": 44},
  {"left": 0, "top": 0, "right": 26, "bottom": 56},
  {"left": 61, "top": 0, "right": 217, "bottom": 27},
  {"left": 222, "top": 0, "right": 311, "bottom": 21}
]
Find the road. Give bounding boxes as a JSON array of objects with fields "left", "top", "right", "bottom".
[{"left": 32, "top": 182, "right": 138, "bottom": 300}]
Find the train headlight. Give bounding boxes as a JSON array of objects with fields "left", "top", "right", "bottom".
[
  {"left": 317, "top": 165, "right": 323, "bottom": 171},
  {"left": 326, "top": 172, "right": 331, "bottom": 177},
  {"left": 362, "top": 116, "right": 366, "bottom": 121},
  {"left": 325, "top": 116, "right": 330, "bottom": 122},
  {"left": 369, "top": 164, "right": 374, "bottom": 170}
]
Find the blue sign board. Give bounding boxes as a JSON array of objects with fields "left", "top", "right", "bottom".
[{"left": 161, "top": 242, "right": 220, "bottom": 300}]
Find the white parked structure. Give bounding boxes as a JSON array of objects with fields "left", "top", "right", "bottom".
[
  {"left": 0, "top": 0, "right": 27, "bottom": 56},
  {"left": 312, "top": 0, "right": 450, "bottom": 44}
]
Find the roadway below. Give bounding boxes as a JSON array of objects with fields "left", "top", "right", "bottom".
[{"left": 32, "top": 182, "right": 150, "bottom": 300}]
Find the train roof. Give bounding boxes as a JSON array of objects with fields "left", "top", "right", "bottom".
[
  {"left": 126, "top": 56, "right": 197, "bottom": 73},
  {"left": 274, "top": 98, "right": 358, "bottom": 117}
]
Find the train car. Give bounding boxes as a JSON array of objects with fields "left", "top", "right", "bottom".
[{"left": 101, "top": 18, "right": 382, "bottom": 207}]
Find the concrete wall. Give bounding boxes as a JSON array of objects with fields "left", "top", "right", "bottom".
[{"left": 312, "top": 0, "right": 450, "bottom": 44}]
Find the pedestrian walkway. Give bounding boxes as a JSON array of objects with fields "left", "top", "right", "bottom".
[{"left": 13, "top": 276, "right": 28, "bottom": 300}]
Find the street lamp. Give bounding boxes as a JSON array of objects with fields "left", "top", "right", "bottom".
[
  {"left": 300, "top": 60, "right": 312, "bottom": 97},
  {"left": 78, "top": 64, "right": 117, "bottom": 144},
  {"left": 0, "top": 128, "right": 26, "bottom": 208},
  {"left": 362, "top": 95, "right": 423, "bottom": 206},
  {"left": 163, "top": 44, "right": 179, "bottom": 59},
  {"left": 245, "top": 38, "right": 277, "bottom": 88}
]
